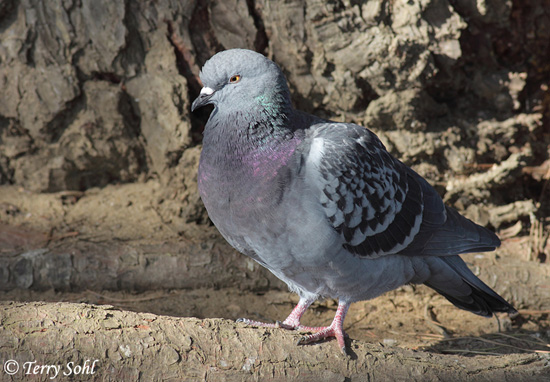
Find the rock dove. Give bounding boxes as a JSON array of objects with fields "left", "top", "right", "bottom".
[{"left": 191, "top": 49, "right": 517, "bottom": 355}]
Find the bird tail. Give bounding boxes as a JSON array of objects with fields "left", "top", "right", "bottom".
[{"left": 422, "top": 256, "right": 517, "bottom": 317}]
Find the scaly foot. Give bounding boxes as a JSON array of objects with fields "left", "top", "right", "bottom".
[
  {"left": 237, "top": 298, "right": 351, "bottom": 355},
  {"left": 297, "top": 301, "right": 350, "bottom": 356},
  {"left": 236, "top": 297, "right": 315, "bottom": 329}
]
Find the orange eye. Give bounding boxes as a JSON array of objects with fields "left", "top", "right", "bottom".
[{"left": 229, "top": 75, "right": 241, "bottom": 83}]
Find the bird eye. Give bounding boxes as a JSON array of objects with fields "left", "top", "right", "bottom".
[{"left": 229, "top": 75, "right": 241, "bottom": 83}]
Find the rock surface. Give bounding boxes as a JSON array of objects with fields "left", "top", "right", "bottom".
[
  {"left": 0, "top": 301, "right": 548, "bottom": 381},
  {"left": 0, "top": 0, "right": 547, "bottom": 223}
]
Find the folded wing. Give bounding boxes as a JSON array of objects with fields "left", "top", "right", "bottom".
[{"left": 306, "top": 123, "right": 500, "bottom": 259}]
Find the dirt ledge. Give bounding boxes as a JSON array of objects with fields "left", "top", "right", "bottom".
[{"left": 0, "top": 301, "right": 547, "bottom": 381}]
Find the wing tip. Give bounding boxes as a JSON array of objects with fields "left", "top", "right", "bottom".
[{"left": 436, "top": 286, "right": 518, "bottom": 318}]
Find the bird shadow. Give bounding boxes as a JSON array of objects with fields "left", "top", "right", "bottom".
[{"left": 420, "top": 329, "right": 550, "bottom": 357}]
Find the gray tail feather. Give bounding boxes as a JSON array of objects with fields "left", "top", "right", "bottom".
[{"left": 424, "top": 256, "right": 517, "bottom": 317}]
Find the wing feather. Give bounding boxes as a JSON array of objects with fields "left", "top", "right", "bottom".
[{"left": 306, "top": 122, "right": 499, "bottom": 258}]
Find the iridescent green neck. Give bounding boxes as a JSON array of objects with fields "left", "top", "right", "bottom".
[{"left": 254, "top": 86, "right": 292, "bottom": 118}]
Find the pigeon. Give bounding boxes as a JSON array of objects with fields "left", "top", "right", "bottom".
[{"left": 191, "top": 49, "right": 517, "bottom": 355}]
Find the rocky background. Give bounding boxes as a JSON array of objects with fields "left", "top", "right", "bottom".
[
  {"left": 1, "top": 0, "right": 549, "bottom": 227},
  {"left": 1, "top": 0, "right": 549, "bottom": 380}
]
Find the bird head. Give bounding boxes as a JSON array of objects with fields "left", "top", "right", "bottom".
[{"left": 191, "top": 49, "right": 291, "bottom": 115}]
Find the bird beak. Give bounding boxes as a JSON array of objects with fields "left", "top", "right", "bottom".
[{"left": 191, "top": 87, "right": 215, "bottom": 112}]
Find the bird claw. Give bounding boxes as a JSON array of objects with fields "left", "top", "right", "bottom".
[
  {"left": 296, "top": 325, "right": 349, "bottom": 355},
  {"left": 341, "top": 346, "right": 349, "bottom": 357},
  {"left": 236, "top": 317, "right": 302, "bottom": 330},
  {"left": 236, "top": 317, "right": 278, "bottom": 328}
]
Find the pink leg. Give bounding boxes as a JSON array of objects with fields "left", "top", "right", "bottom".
[
  {"left": 237, "top": 298, "right": 351, "bottom": 355},
  {"left": 236, "top": 297, "right": 315, "bottom": 329},
  {"left": 297, "top": 301, "right": 350, "bottom": 355}
]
